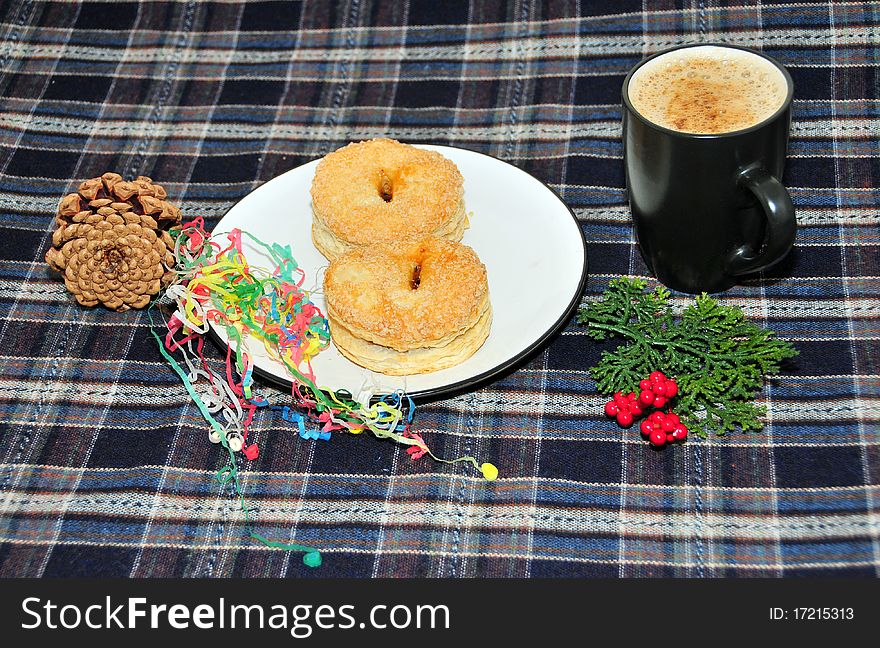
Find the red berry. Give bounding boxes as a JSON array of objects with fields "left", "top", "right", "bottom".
[
  {"left": 666, "top": 412, "right": 680, "bottom": 426},
  {"left": 666, "top": 433, "right": 675, "bottom": 443},
  {"left": 630, "top": 403, "right": 644, "bottom": 418},
  {"left": 652, "top": 381, "right": 667, "bottom": 396},
  {"left": 638, "top": 390, "right": 654, "bottom": 406},
  {"left": 653, "top": 396, "right": 668, "bottom": 408},
  {"left": 627, "top": 392, "right": 638, "bottom": 402},
  {"left": 665, "top": 380, "right": 678, "bottom": 398},
  {"left": 650, "top": 371, "right": 666, "bottom": 383},
  {"left": 649, "top": 411, "right": 665, "bottom": 425},
  {"left": 613, "top": 391, "right": 627, "bottom": 405},
  {"left": 640, "top": 420, "right": 654, "bottom": 436},
  {"left": 661, "top": 418, "right": 676, "bottom": 433},
  {"left": 639, "top": 379, "right": 651, "bottom": 391},
  {"left": 649, "top": 430, "right": 666, "bottom": 447},
  {"left": 604, "top": 401, "right": 620, "bottom": 417},
  {"left": 617, "top": 410, "right": 634, "bottom": 427},
  {"left": 672, "top": 424, "right": 688, "bottom": 441}
]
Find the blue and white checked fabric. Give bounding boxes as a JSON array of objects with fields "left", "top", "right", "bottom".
[{"left": 0, "top": 1, "right": 878, "bottom": 577}]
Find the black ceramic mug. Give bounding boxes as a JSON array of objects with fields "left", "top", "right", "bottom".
[{"left": 622, "top": 43, "right": 797, "bottom": 294}]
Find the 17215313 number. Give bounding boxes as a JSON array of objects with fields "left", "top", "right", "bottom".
[{"left": 793, "top": 608, "right": 854, "bottom": 620}]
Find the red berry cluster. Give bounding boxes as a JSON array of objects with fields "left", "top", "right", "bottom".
[
  {"left": 603, "top": 392, "right": 641, "bottom": 426},
  {"left": 640, "top": 411, "right": 688, "bottom": 447},
  {"left": 638, "top": 371, "right": 678, "bottom": 407},
  {"left": 603, "top": 371, "right": 688, "bottom": 448}
]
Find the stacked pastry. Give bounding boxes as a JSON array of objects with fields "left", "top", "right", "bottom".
[
  {"left": 323, "top": 237, "right": 491, "bottom": 375},
  {"left": 310, "top": 139, "right": 491, "bottom": 375},
  {"left": 310, "top": 138, "right": 468, "bottom": 260}
]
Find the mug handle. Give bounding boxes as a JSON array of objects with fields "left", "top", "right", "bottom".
[{"left": 726, "top": 166, "right": 797, "bottom": 276}]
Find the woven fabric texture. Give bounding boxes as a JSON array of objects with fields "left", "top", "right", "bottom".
[{"left": 0, "top": 1, "right": 878, "bottom": 577}]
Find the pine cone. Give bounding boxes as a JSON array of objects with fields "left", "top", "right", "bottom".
[
  {"left": 45, "top": 211, "right": 176, "bottom": 311},
  {"left": 46, "top": 173, "right": 181, "bottom": 312}
]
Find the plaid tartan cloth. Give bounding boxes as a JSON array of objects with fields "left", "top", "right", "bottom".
[{"left": 0, "top": 0, "right": 878, "bottom": 578}]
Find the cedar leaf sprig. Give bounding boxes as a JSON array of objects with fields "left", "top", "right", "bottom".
[{"left": 576, "top": 278, "right": 798, "bottom": 437}]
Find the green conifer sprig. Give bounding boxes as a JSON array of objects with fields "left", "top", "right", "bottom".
[{"left": 576, "top": 278, "right": 798, "bottom": 437}]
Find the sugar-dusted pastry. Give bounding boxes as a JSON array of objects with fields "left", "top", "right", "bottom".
[
  {"left": 323, "top": 237, "right": 490, "bottom": 375},
  {"left": 310, "top": 139, "right": 467, "bottom": 260}
]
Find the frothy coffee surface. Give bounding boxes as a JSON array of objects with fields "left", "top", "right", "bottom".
[{"left": 628, "top": 46, "right": 788, "bottom": 134}]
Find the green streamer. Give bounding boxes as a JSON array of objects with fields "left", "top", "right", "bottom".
[{"left": 150, "top": 325, "right": 322, "bottom": 567}]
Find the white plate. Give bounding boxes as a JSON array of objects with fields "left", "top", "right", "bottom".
[{"left": 210, "top": 145, "right": 588, "bottom": 400}]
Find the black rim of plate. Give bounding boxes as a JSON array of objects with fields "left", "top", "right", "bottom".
[{"left": 207, "top": 144, "right": 589, "bottom": 403}]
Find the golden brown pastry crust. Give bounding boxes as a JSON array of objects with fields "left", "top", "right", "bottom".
[
  {"left": 310, "top": 139, "right": 466, "bottom": 260},
  {"left": 324, "top": 237, "right": 491, "bottom": 374}
]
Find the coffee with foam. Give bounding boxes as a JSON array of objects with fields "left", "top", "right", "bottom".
[{"left": 628, "top": 46, "right": 788, "bottom": 134}]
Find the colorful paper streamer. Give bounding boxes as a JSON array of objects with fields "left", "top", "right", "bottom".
[{"left": 151, "top": 217, "right": 498, "bottom": 565}]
